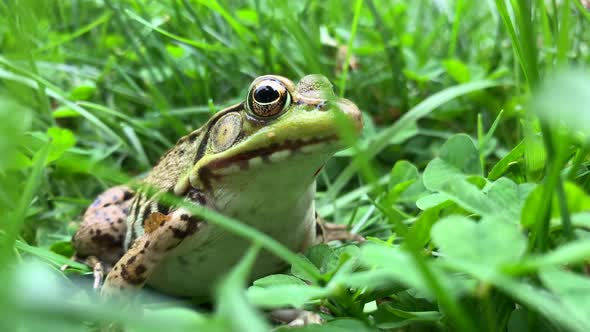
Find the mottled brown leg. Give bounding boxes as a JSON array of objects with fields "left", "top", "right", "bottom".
[
  {"left": 72, "top": 186, "right": 134, "bottom": 265},
  {"left": 65, "top": 186, "right": 134, "bottom": 288},
  {"left": 102, "top": 207, "right": 201, "bottom": 297}
]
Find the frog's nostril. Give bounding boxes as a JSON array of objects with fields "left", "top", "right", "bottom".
[{"left": 316, "top": 101, "right": 328, "bottom": 111}]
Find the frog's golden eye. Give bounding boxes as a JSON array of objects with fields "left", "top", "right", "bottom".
[{"left": 247, "top": 79, "right": 291, "bottom": 118}]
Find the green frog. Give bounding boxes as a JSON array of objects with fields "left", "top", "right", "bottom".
[{"left": 72, "top": 74, "right": 363, "bottom": 298}]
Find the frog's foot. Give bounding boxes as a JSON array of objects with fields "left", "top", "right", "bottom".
[
  {"left": 72, "top": 186, "right": 135, "bottom": 265},
  {"left": 60, "top": 254, "right": 109, "bottom": 290},
  {"left": 86, "top": 256, "right": 105, "bottom": 289},
  {"left": 269, "top": 309, "right": 324, "bottom": 327},
  {"left": 102, "top": 207, "right": 202, "bottom": 297},
  {"left": 316, "top": 220, "right": 364, "bottom": 243}
]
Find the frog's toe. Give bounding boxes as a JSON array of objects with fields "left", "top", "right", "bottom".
[
  {"left": 86, "top": 256, "right": 105, "bottom": 289},
  {"left": 270, "top": 309, "right": 324, "bottom": 326}
]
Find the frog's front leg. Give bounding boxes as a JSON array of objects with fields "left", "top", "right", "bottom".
[{"left": 102, "top": 207, "right": 202, "bottom": 296}]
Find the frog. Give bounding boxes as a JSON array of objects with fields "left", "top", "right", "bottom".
[{"left": 72, "top": 74, "right": 363, "bottom": 299}]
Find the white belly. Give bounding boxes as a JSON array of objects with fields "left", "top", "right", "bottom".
[
  {"left": 146, "top": 150, "right": 330, "bottom": 298},
  {"left": 146, "top": 158, "right": 322, "bottom": 298}
]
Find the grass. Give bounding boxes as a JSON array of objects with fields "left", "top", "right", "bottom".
[{"left": 1, "top": 0, "right": 590, "bottom": 331}]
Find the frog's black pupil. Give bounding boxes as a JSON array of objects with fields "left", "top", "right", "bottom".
[{"left": 254, "top": 85, "right": 279, "bottom": 103}]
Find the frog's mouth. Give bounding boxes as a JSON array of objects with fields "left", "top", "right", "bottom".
[
  {"left": 205, "top": 135, "right": 339, "bottom": 176},
  {"left": 189, "top": 98, "right": 362, "bottom": 188}
]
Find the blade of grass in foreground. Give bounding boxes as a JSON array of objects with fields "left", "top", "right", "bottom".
[
  {"left": 216, "top": 245, "right": 270, "bottom": 332},
  {"left": 1, "top": 143, "right": 49, "bottom": 262}
]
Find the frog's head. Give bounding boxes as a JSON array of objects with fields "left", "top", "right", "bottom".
[{"left": 187, "top": 74, "right": 362, "bottom": 200}]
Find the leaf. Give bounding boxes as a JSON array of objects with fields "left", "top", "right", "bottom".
[
  {"left": 247, "top": 284, "right": 330, "bottom": 308},
  {"left": 554, "top": 182, "right": 590, "bottom": 216},
  {"left": 353, "top": 245, "right": 433, "bottom": 297},
  {"left": 252, "top": 274, "right": 307, "bottom": 288},
  {"left": 416, "top": 193, "right": 449, "bottom": 210},
  {"left": 507, "top": 308, "right": 530, "bottom": 332},
  {"left": 290, "top": 254, "right": 322, "bottom": 282},
  {"left": 438, "top": 178, "right": 496, "bottom": 216},
  {"left": 305, "top": 244, "right": 333, "bottom": 271},
  {"left": 511, "top": 239, "right": 590, "bottom": 272},
  {"left": 325, "top": 80, "right": 499, "bottom": 201},
  {"left": 532, "top": 69, "right": 590, "bottom": 137},
  {"left": 443, "top": 58, "right": 471, "bottom": 83},
  {"left": 373, "top": 303, "right": 442, "bottom": 329},
  {"left": 165, "top": 44, "right": 185, "bottom": 59},
  {"left": 431, "top": 216, "right": 526, "bottom": 268},
  {"left": 49, "top": 241, "right": 75, "bottom": 258},
  {"left": 235, "top": 8, "right": 258, "bottom": 25},
  {"left": 46, "top": 127, "right": 76, "bottom": 164},
  {"left": 423, "top": 134, "right": 482, "bottom": 191},
  {"left": 486, "top": 179, "right": 535, "bottom": 222},
  {"left": 324, "top": 245, "right": 360, "bottom": 276},
  {"left": 52, "top": 106, "right": 80, "bottom": 118},
  {"left": 286, "top": 319, "right": 376, "bottom": 332},
  {"left": 430, "top": 175, "right": 533, "bottom": 222},
  {"left": 488, "top": 140, "right": 525, "bottom": 180},
  {"left": 140, "top": 307, "right": 211, "bottom": 332},
  {"left": 569, "top": 212, "right": 590, "bottom": 229},
  {"left": 69, "top": 81, "right": 96, "bottom": 100},
  {"left": 539, "top": 268, "right": 590, "bottom": 330},
  {"left": 296, "top": 244, "right": 360, "bottom": 279},
  {"left": 4, "top": 151, "right": 32, "bottom": 170},
  {"left": 406, "top": 206, "right": 441, "bottom": 248},
  {"left": 387, "top": 160, "right": 426, "bottom": 203},
  {"left": 436, "top": 240, "right": 588, "bottom": 332},
  {"left": 388, "top": 160, "right": 419, "bottom": 190}
]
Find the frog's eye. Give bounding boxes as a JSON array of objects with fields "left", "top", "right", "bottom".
[{"left": 247, "top": 79, "right": 291, "bottom": 118}]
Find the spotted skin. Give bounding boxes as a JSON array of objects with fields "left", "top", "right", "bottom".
[
  {"left": 72, "top": 186, "right": 357, "bottom": 296},
  {"left": 73, "top": 186, "right": 359, "bottom": 297},
  {"left": 70, "top": 75, "right": 363, "bottom": 301},
  {"left": 102, "top": 207, "right": 201, "bottom": 296},
  {"left": 73, "top": 186, "right": 134, "bottom": 265}
]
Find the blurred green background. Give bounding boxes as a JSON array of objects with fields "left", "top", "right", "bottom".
[{"left": 2, "top": 0, "right": 590, "bottom": 331}]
